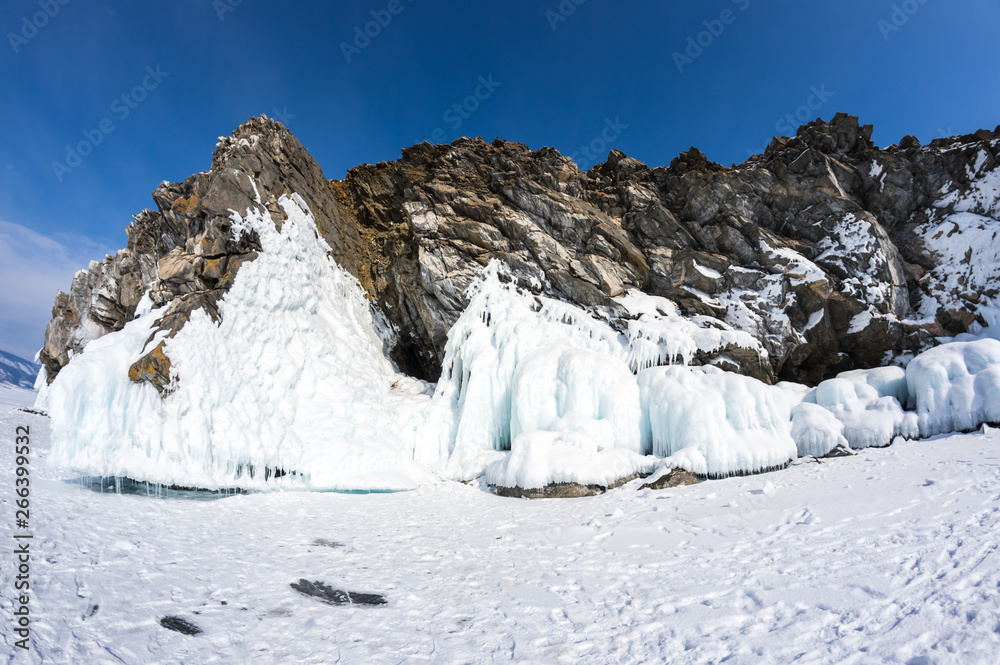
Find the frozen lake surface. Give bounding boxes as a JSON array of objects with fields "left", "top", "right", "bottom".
[{"left": 1, "top": 389, "right": 998, "bottom": 664}]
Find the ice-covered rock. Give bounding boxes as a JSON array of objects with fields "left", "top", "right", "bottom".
[
  {"left": 34, "top": 114, "right": 1000, "bottom": 492},
  {"left": 790, "top": 403, "right": 849, "bottom": 458},
  {"left": 44, "top": 196, "right": 436, "bottom": 491},
  {"left": 905, "top": 338, "right": 1000, "bottom": 437},
  {"left": 638, "top": 467, "right": 700, "bottom": 490},
  {"left": 485, "top": 429, "right": 655, "bottom": 497},
  {"left": 637, "top": 365, "right": 797, "bottom": 477},
  {"left": 434, "top": 264, "right": 775, "bottom": 477},
  {"left": 803, "top": 365, "right": 918, "bottom": 449}
]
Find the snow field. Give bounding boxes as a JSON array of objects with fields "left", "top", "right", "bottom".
[{"left": 3, "top": 406, "right": 999, "bottom": 663}]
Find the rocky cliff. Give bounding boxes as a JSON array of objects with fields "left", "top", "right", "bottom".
[{"left": 39, "top": 113, "right": 1000, "bottom": 390}]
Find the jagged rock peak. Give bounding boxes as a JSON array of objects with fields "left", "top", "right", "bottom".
[{"left": 39, "top": 113, "right": 1000, "bottom": 393}]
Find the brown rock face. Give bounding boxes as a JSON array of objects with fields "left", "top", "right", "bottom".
[
  {"left": 127, "top": 341, "right": 173, "bottom": 393},
  {"left": 39, "top": 113, "right": 1000, "bottom": 392},
  {"left": 40, "top": 116, "right": 356, "bottom": 389}
]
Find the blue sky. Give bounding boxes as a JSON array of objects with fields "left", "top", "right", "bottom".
[{"left": 1, "top": 0, "right": 998, "bottom": 361}]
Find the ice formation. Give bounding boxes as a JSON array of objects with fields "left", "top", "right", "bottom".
[
  {"left": 44, "top": 195, "right": 437, "bottom": 491},
  {"left": 789, "top": 403, "right": 848, "bottom": 458},
  {"left": 433, "top": 262, "right": 764, "bottom": 479},
  {"left": 484, "top": 428, "right": 656, "bottom": 491},
  {"left": 638, "top": 365, "right": 797, "bottom": 477},
  {"left": 904, "top": 339, "right": 1000, "bottom": 437},
  {"left": 40, "top": 185, "right": 1000, "bottom": 492},
  {"left": 509, "top": 348, "right": 641, "bottom": 453},
  {"left": 802, "top": 366, "right": 917, "bottom": 450}
]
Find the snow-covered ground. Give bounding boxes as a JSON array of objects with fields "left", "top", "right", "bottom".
[{"left": 2, "top": 393, "right": 998, "bottom": 664}]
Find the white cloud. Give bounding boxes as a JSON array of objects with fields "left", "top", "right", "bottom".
[{"left": 0, "top": 220, "right": 115, "bottom": 361}]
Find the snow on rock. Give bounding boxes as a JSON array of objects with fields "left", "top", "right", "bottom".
[
  {"left": 813, "top": 212, "right": 904, "bottom": 316},
  {"left": 905, "top": 338, "right": 1000, "bottom": 437},
  {"left": 936, "top": 155, "right": 1000, "bottom": 218},
  {"left": 914, "top": 212, "right": 1000, "bottom": 320},
  {"left": 637, "top": 365, "right": 797, "bottom": 477},
  {"left": 914, "top": 156, "right": 1000, "bottom": 322},
  {"left": 44, "top": 195, "right": 437, "bottom": 491},
  {"left": 616, "top": 290, "right": 764, "bottom": 371}
]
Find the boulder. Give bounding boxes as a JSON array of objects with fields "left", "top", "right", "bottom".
[{"left": 639, "top": 468, "right": 699, "bottom": 490}]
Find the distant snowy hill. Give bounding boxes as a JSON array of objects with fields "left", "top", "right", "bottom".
[{"left": 0, "top": 348, "right": 39, "bottom": 390}]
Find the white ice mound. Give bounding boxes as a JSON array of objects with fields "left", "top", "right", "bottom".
[
  {"left": 790, "top": 403, "right": 848, "bottom": 458},
  {"left": 805, "top": 366, "right": 918, "bottom": 449},
  {"left": 485, "top": 427, "right": 656, "bottom": 491},
  {"left": 45, "top": 194, "right": 436, "bottom": 491},
  {"left": 637, "top": 365, "right": 796, "bottom": 477},
  {"left": 905, "top": 338, "right": 1000, "bottom": 437}
]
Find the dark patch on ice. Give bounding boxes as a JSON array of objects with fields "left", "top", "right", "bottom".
[
  {"left": 17, "top": 407, "right": 47, "bottom": 417},
  {"left": 705, "top": 460, "right": 792, "bottom": 479},
  {"left": 160, "top": 616, "right": 203, "bottom": 635},
  {"left": 69, "top": 476, "right": 247, "bottom": 500},
  {"left": 85, "top": 604, "right": 98, "bottom": 619},
  {"left": 311, "top": 538, "right": 345, "bottom": 548},
  {"left": 290, "top": 579, "right": 387, "bottom": 606},
  {"left": 234, "top": 463, "right": 295, "bottom": 482}
]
